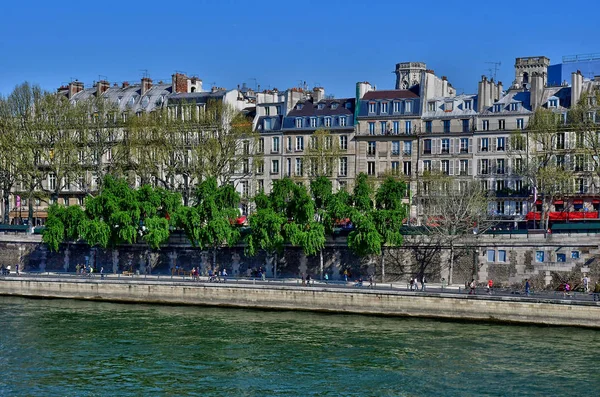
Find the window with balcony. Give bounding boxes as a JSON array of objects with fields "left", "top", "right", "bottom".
[
  {"left": 392, "top": 141, "right": 400, "bottom": 155},
  {"left": 556, "top": 132, "right": 565, "bottom": 149},
  {"left": 497, "top": 137, "right": 505, "bottom": 151},
  {"left": 496, "top": 180, "right": 505, "bottom": 192},
  {"left": 441, "top": 139, "right": 450, "bottom": 154},
  {"left": 480, "top": 138, "right": 489, "bottom": 152},
  {"left": 459, "top": 160, "right": 468, "bottom": 176},
  {"left": 496, "top": 159, "right": 505, "bottom": 174},
  {"left": 403, "top": 141, "right": 412, "bottom": 155},
  {"left": 441, "top": 160, "right": 449, "bottom": 175},
  {"left": 460, "top": 138, "right": 469, "bottom": 153}
]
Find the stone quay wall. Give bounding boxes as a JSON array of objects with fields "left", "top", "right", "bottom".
[
  {"left": 1, "top": 232, "right": 600, "bottom": 288},
  {"left": 1, "top": 277, "right": 599, "bottom": 328}
]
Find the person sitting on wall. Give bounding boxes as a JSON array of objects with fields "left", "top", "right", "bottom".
[{"left": 593, "top": 281, "right": 600, "bottom": 302}]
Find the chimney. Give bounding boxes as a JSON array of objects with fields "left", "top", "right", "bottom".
[
  {"left": 189, "top": 76, "right": 202, "bottom": 93},
  {"left": 530, "top": 72, "right": 544, "bottom": 110},
  {"left": 571, "top": 70, "right": 584, "bottom": 107},
  {"left": 497, "top": 81, "right": 503, "bottom": 99},
  {"left": 141, "top": 77, "right": 153, "bottom": 96},
  {"left": 356, "top": 82, "right": 372, "bottom": 99},
  {"left": 477, "top": 76, "right": 489, "bottom": 112},
  {"left": 441, "top": 76, "right": 448, "bottom": 97},
  {"left": 68, "top": 80, "right": 84, "bottom": 99},
  {"left": 172, "top": 73, "right": 188, "bottom": 94},
  {"left": 96, "top": 80, "right": 110, "bottom": 96},
  {"left": 312, "top": 87, "right": 325, "bottom": 102},
  {"left": 122, "top": 81, "right": 130, "bottom": 88}
]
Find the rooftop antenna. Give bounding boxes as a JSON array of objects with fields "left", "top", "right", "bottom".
[
  {"left": 98, "top": 75, "right": 108, "bottom": 82},
  {"left": 485, "top": 61, "right": 501, "bottom": 81},
  {"left": 249, "top": 78, "right": 258, "bottom": 91},
  {"left": 140, "top": 69, "right": 150, "bottom": 78}
]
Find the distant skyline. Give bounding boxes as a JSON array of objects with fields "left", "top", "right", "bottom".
[{"left": 1, "top": 0, "right": 598, "bottom": 98}]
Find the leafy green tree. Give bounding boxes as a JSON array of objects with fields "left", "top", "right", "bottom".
[
  {"left": 175, "top": 177, "right": 241, "bottom": 268},
  {"left": 42, "top": 204, "right": 85, "bottom": 252},
  {"left": 0, "top": 95, "right": 22, "bottom": 223}
]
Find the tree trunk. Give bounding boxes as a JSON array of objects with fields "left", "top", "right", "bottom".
[
  {"left": 448, "top": 243, "right": 454, "bottom": 285},
  {"left": 28, "top": 192, "right": 34, "bottom": 227},
  {"left": 3, "top": 192, "right": 9, "bottom": 224},
  {"left": 381, "top": 249, "right": 385, "bottom": 283},
  {"left": 212, "top": 248, "right": 217, "bottom": 270},
  {"left": 274, "top": 252, "right": 277, "bottom": 279},
  {"left": 319, "top": 249, "right": 324, "bottom": 280}
]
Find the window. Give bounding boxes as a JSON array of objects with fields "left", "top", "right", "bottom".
[
  {"left": 498, "top": 250, "right": 507, "bottom": 262},
  {"left": 240, "top": 181, "right": 249, "bottom": 198},
  {"left": 482, "top": 120, "right": 489, "bottom": 131},
  {"left": 428, "top": 102, "right": 436, "bottom": 111},
  {"left": 340, "top": 135, "right": 348, "bottom": 150},
  {"left": 256, "top": 161, "right": 264, "bottom": 174},
  {"left": 510, "top": 103, "right": 520, "bottom": 111},
  {"left": 271, "top": 137, "right": 280, "bottom": 153},
  {"left": 339, "top": 116, "right": 347, "bottom": 127},
  {"left": 48, "top": 173, "right": 57, "bottom": 191},
  {"left": 481, "top": 180, "right": 488, "bottom": 190},
  {"left": 276, "top": 105, "right": 282, "bottom": 115},
  {"left": 405, "top": 101, "right": 412, "bottom": 113},
  {"left": 403, "top": 141, "right": 412, "bottom": 155},
  {"left": 571, "top": 251, "right": 580, "bottom": 259},
  {"left": 464, "top": 100, "right": 472, "bottom": 110},
  {"left": 339, "top": 157, "right": 348, "bottom": 176},
  {"left": 403, "top": 161, "right": 412, "bottom": 176},
  {"left": 556, "top": 253, "right": 566, "bottom": 262},
  {"left": 297, "top": 103, "right": 303, "bottom": 110},
  {"left": 515, "top": 201, "right": 522, "bottom": 215},
  {"left": 286, "top": 158, "right": 292, "bottom": 176},
  {"left": 548, "top": 99, "right": 558, "bottom": 107},
  {"left": 556, "top": 132, "right": 565, "bottom": 150},
  {"left": 462, "top": 119, "right": 470, "bottom": 132},
  {"left": 441, "top": 160, "right": 449, "bottom": 175},
  {"left": 423, "top": 160, "right": 432, "bottom": 172},
  {"left": 497, "top": 137, "right": 505, "bottom": 151},
  {"left": 425, "top": 121, "right": 432, "bottom": 133},
  {"left": 392, "top": 141, "right": 400, "bottom": 155},
  {"left": 369, "top": 122, "right": 375, "bottom": 135},
  {"left": 258, "top": 138, "right": 264, "bottom": 153},
  {"left": 393, "top": 101, "right": 401, "bottom": 112},
  {"left": 496, "top": 180, "right": 505, "bottom": 192},
  {"left": 367, "top": 161, "right": 375, "bottom": 176},
  {"left": 536, "top": 251, "right": 544, "bottom": 262},
  {"left": 481, "top": 138, "right": 489, "bottom": 152},
  {"left": 295, "top": 158, "right": 303, "bottom": 176},
  {"left": 515, "top": 180, "right": 523, "bottom": 192},
  {"left": 516, "top": 118, "right": 524, "bottom": 130},
  {"left": 441, "top": 139, "right": 450, "bottom": 154},
  {"left": 295, "top": 118, "right": 303, "bottom": 128},
  {"left": 367, "top": 141, "right": 376, "bottom": 156},
  {"left": 380, "top": 121, "right": 387, "bottom": 134},
  {"left": 317, "top": 103, "right": 324, "bottom": 110},
  {"left": 391, "top": 161, "right": 400, "bottom": 175},
  {"left": 78, "top": 197, "right": 84, "bottom": 206},
  {"left": 324, "top": 117, "right": 331, "bottom": 127},
  {"left": 494, "top": 104, "right": 502, "bottom": 112},
  {"left": 458, "top": 159, "right": 469, "bottom": 176},
  {"left": 423, "top": 139, "right": 432, "bottom": 154},
  {"left": 575, "top": 132, "right": 584, "bottom": 148},
  {"left": 496, "top": 201, "right": 505, "bottom": 214},
  {"left": 296, "top": 136, "right": 304, "bottom": 151},
  {"left": 257, "top": 180, "right": 264, "bottom": 194},
  {"left": 242, "top": 159, "right": 250, "bottom": 174},
  {"left": 513, "top": 135, "right": 525, "bottom": 151},
  {"left": 497, "top": 159, "right": 505, "bottom": 174},
  {"left": 331, "top": 103, "right": 338, "bottom": 110},
  {"left": 443, "top": 120, "right": 451, "bottom": 133},
  {"left": 368, "top": 102, "right": 376, "bottom": 113},
  {"left": 243, "top": 140, "right": 250, "bottom": 155},
  {"left": 264, "top": 106, "right": 270, "bottom": 116},
  {"left": 574, "top": 155, "right": 584, "bottom": 172},
  {"left": 481, "top": 159, "right": 489, "bottom": 175},
  {"left": 271, "top": 159, "right": 279, "bottom": 173},
  {"left": 405, "top": 120, "right": 412, "bottom": 134},
  {"left": 286, "top": 137, "right": 292, "bottom": 152},
  {"left": 487, "top": 250, "right": 495, "bottom": 262},
  {"left": 460, "top": 138, "right": 469, "bottom": 153},
  {"left": 380, "top": 102, "right": 388, "bottom": 114},
  {"left": 393, "top": 121, "right": 399, "bottom": 134},
  {"left": 310, "top": 118, "right": 317, "bottom": 128},
  {"left": 498, "top": 119, "right": 505, "bottom": 130}
]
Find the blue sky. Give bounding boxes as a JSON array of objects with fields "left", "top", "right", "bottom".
[{"left": 1, "top": 0, "right": 598, "bottom": 98}]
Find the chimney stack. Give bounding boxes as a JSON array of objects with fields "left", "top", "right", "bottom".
[
  {"left": 96, "top": 80, "right": 110, "bottom": 96},
  {"left": 141, "top": 77, "right": 153, "bottom": 96},
  {"left": 571, "top": 70, "right": 584, "bottom": 107},
  {"left": 312, "top": 87, "right": 325, "bottom": 102},
  {"left": 356, "top": 82, "right": 372, "bottom": 99},
  {"left": 122, "top": 81, "right": 130, "bottom": 88},
  {"left": 530, "top": 72, "right": 544, "bottom": 110},
  {"left": 172, "top": 73, "right": 188, "bottom": 93},
  {"left": 68, "top": 80, "right": 84, "bottom": 99}
]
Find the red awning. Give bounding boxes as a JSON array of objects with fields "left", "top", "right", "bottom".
[
  {"left": 574, "top": 199, "right": 584, "bottom": 205},
  {"left": 554, "top": 200, "right": 564, "bottom": 205},
  {"left": 236, "top": 216, "right": 247, "bottom": 225},
  {"left": 526, "top": 211, "right": 599, "bottom": 221},
  {"left": 535, "top": 200, "right": 542, "bottom": 205},
  {"left": 593, "top": 199, "right": 600, "bottom": 204}
]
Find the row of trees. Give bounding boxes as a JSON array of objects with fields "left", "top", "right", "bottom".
[{"left": 0, "top": 82, "right": 261, "bottom": 225}]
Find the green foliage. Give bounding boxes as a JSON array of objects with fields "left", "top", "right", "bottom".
[
  {"left": 245, "top": 208, "right": 286, "bottom": 257},
  {"left": 352, "top": 173, "right": 373, "bottom": 212},
  {"left": 42, "top": 204, "right": 86, "bottom": 252}
]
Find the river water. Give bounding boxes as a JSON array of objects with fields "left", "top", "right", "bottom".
[{"left": 0, "top": 296, "right": 597, "bottom": 396}]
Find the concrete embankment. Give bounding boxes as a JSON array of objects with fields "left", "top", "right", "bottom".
[{"left": 1, "top": 277, "right": 600, "bottom": 328}]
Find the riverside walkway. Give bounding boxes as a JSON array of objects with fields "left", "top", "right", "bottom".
[{"left": 2, "top": 272, "right": 598, "bottom": 305}]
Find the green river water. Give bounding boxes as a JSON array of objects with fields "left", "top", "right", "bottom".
[{"left": 0, "top": 296, "right": 598, "bottom": 396}]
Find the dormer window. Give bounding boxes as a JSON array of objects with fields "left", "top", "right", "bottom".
[
  {"left": 493, "top": 104, "right": 502, "bottom": 112},
  {"left": 464, "top": 100, "right": 472, "bottom": 110},
  {"left": 368, "top": 102, "right": 376, "bottom": 113},
  {"left": 444, "top": 101, "right": 453, "bottom": 112},
  {"left": 405, "top": 101, "right": 413, "bottom": 113},
  {"left": 318, "top": 103, "right": 325, "bottom": 110},
  {"left": 548, "top": 99, "right": 558, "bottom": 108},
  {"left": 310, "top": 117, "right": 317, "bottom": 128},
  {"left": 331, "top": 103, "right": 338, "bottom": 110},
  {"left": 295, "top": 118, "right": 303, "bottom": 128},
  {"left": 345, "top": 102, "right": 352, "bottom": 109},
  {"left": 393, "top": 101, "right": 401, "bottom": 112},
  {"left": 380, "top": 102, "right": 388, "bottom": 114},
  {"left": 339, "top": 116, "right": 347, "bottom": 127},
  {"left": 510, "top": 102, "right": 520, "bottom": 111},
  {"left": 428, "top": 101, "right": 436, "bottom": 111},
  {"left": 297, "top": 103, "right": 304, "bottom": 110}
]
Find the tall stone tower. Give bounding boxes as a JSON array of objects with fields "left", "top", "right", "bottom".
[
  {"left": 395, "top": 62, "right": 426, "bottom": 90},
  {"left": 513, "top": 56, "right": 550, "bottom": 89}
]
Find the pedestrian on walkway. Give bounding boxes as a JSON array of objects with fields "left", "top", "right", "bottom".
[
  {"left": 306, "top": 274, "right": 311, "bottom": 286},
  {"left": 421, "top": 275, "right": 427, "bottom": 291},
  {"left": 594, "top": 281, "right": 600, "bottom": 302},
  {"left": 222, "top": 268, "right": 227, "bottom": 282},
  {"left": 487, "top": 279, "right": 493, "bottom": 295},
  {"left": 343, "top": 269, "right": 348, "bottom": 283},
  {"left": 525, "top": 279, "right": 531, "bottom": 296},
  {"left": 16, "top": 264, "right": 19, "bottom": 275},
  {"left": 369, "top": 274, "right": 373, "bottom": 289},
  {"left": 324, "top": 273, "right": 329, "bottom": 284},
  {"left": 469, "top": 279, "right": 476, "bottom": 295},
  {"left": 583, "top": 275, "right": 590, "bottom": 293}
]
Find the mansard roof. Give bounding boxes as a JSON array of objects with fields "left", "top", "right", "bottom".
[
  {"left": 362, "top": 89, "right": 419, "bottom": 100},
  {"left": 70, "top": 83, "right": 172, "bottom": 113},
  {"left": 287, "top": 98, "right": 355, "bottom": 117},
  {"left": 422, "top": 94, "right": 478, "bottom": 119}
]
